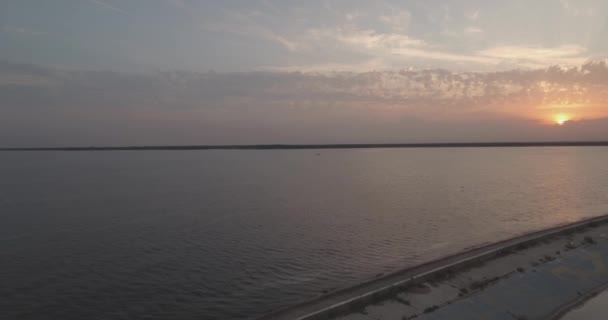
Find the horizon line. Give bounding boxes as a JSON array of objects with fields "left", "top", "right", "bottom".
[{"left": 2, "top": 141, "right": 608, "bottom": 151}]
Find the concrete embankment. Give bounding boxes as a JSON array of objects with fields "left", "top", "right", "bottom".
[{"left": 260, "top": 214, "right": 608, "bottom": 320}]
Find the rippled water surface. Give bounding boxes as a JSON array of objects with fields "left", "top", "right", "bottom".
[{"left": 2, "top": 147, "right": 608, "bottom": 319}]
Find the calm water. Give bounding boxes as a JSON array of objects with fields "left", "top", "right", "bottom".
[{"left": 2, "top": 147, "right": 608, "bottom": 320}]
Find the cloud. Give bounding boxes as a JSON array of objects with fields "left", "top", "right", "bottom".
[
  {"left": 87, "top": 0, "right": 128, "bottom": 15},
  {"left": 303, "top": 27, "right": 497, "bottom": 68},
  {"left": 3, "top": 60, "right": 608, "bottom": 111},
  {"left": 330, "top": 27, "right": 589, "bottom": 68},
  {"left": 307, "top": 27, "right": 425, "bottom": 50},
  {"left": 478, "top": 45, "right": 588, "bottom": 67},
  {"left": 201, "top": 13, "right": 300, "bottom": 52},
  {"left": 0, "top": 74, "right": 57, "bottom": 86},
  {"left": 1, "top": 60, "right": 607, "bottom": 146},
  {"left": 465, "top": 10, "right": 480, "bottom": 22},
  {"left": 379, "top": 10, "right": 412, "bottom": 32},
  {"left": 164, "top": 0, "right": 189, "bottom": 10},
  {"left": 1, "top": 26, "right": 48, "bottom": 36},
  {"left": 560, "top": 0, "right": 596, "bottom": 16},
  {"left": 464, "top": 27, "right": 483, "bottom": 34},
  {"left": 257, "top": 24, "right": 590, "bottom": 71},
  {"left": 170, "top": 1, "right": 604, "bottom": 73}
]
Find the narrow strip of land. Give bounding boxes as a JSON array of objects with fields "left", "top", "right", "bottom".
[
  {"left": 1, "top": 141, "right": 608, "bottom": 151},
  {"left": 259, "top": 214, "right": 608, "bottom": 320}
]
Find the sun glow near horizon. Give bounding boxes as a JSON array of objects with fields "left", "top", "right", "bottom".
[{"left": 553, "top": 114, "right": 572, "bottom": 125}]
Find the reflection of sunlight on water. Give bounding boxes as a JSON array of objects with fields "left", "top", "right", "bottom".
[
  {"left": 532, "top": 149, "right": 608, "bottom": 227},
  {"left": 429, "top": 242, "right": 450, "bottom": 250}
]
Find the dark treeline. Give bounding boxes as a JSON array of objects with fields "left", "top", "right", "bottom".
[{"left": 2, "top": 141, "right": 608, "bottom": 151}]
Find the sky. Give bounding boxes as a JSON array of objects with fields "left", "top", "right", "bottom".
[{"left": 1, "top": 0, "right": 608, "bottom": 146}]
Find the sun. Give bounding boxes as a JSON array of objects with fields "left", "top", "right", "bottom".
[{"left": 554, "top": 114, "right": 571, "bottom": 125}]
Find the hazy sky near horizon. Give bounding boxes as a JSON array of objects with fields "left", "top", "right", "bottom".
[{"left": 1, "top": 0, "right": 608, "bottom": 146}]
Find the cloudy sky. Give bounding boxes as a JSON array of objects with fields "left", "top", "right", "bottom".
[{"left": 1, "top": 0, "right": 608, "bottom": 146}]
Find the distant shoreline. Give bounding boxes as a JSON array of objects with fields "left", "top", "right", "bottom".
[{"left": 2, "top": 141, "right": 608, "bottom": 151}]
